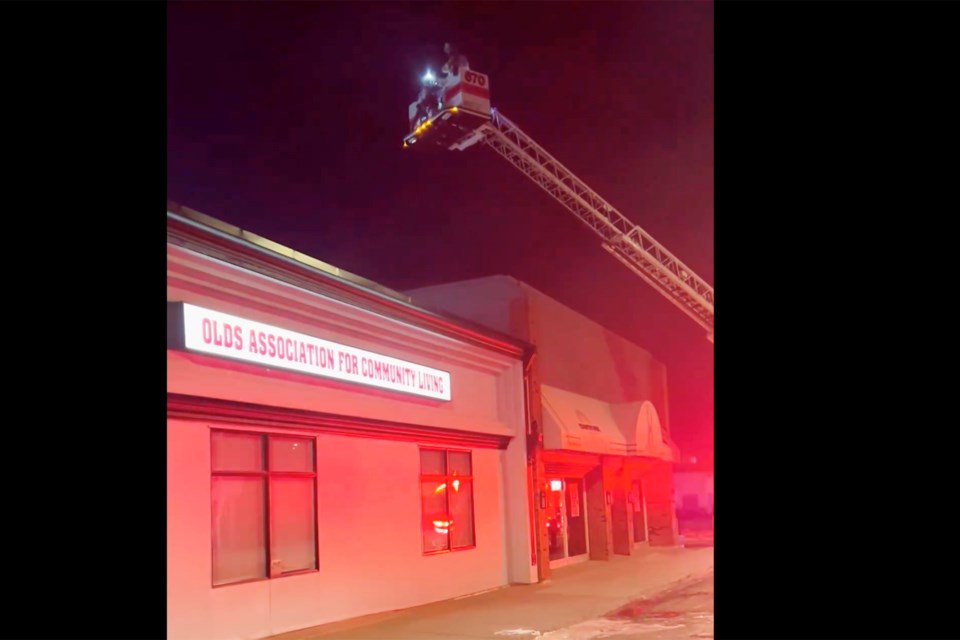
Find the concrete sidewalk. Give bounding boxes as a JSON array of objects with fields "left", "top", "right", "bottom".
[{"left": 268, "top": 546, "right": 714, "bottom": 640}]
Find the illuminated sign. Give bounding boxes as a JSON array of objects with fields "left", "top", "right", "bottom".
[{"left": 170, "top": 303, "right": 451, "bottom": 401}]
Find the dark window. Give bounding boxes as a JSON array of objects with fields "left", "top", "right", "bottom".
[{"left": 211, "top": 431, "right": 318, "bottom": 586}]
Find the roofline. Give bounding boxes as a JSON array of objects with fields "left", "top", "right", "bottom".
[
  {"left": 167, "top": 202, "right": 534, "bottom": 360},
  {"left": 408, "top": 274, "right": 664, "bottom": 367},
  {"left": 168, "top": 202, "right": 414, "bottom": 304}
]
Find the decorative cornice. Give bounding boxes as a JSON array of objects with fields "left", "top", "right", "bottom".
[{"left": 167, "top": 393, "right": 512, "bottom": 450}]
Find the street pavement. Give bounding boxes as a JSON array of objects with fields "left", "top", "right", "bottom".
[
  {"left": 507, "top": 571, "right": 713, "bottom": 639},
  {"left": 269, "top": 547, "right": 714, "bottom": 640}
]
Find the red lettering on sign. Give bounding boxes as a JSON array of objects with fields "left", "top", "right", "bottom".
[{"left": 200, "top": 319, "right": 244, "bottom": 350}]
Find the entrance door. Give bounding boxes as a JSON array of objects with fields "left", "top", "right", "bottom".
[
  {"left": 565, "top": 479, "right": 587, "bottom": 556},
  {"left": 632, "top": 479, "right": 647, "bottom": 543},
  {"left": 546, "top": 477, "right": 589, "bottom": 565},
  {"left": 545, "top": 479, "right": 566, "bottom": 561}
]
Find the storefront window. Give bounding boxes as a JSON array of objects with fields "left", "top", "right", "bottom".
[
  {"left": 420, "top": 448, "right": 475, "bottom": 553},
  {"left": 211, "top": 431, "right": 317, "bottom": 586}
]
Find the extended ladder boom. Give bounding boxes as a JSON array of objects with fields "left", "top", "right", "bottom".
[{"left": 477, "top": 109, "right": 714, "bottom": 342}]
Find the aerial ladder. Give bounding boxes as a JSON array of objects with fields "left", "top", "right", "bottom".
[{"left": 404, "top": 65, "right": 714, "bottom": 343}]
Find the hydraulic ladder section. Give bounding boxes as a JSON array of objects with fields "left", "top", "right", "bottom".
[{"left": 476, "top": 109, "right": 714, "bottom": 342}]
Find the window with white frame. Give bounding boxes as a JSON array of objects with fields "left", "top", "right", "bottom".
[
  {"left": 211, "top": 430, "right": 318, "bottom": 586},
  {"left": 419, "top": 448, "right": 475, "bottom": 553}
]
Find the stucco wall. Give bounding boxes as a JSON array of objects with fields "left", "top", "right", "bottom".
[{"left": 168, "top": 420, "right": 508, "bottom": 640}]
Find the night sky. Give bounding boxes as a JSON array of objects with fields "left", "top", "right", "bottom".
[{"left": 167, "top": 1, "right": 713, "bottom": 459}]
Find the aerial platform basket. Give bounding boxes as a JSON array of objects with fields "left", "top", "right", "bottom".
[{"left": 404, "top": 69, "right": 491, "bottom": 151}]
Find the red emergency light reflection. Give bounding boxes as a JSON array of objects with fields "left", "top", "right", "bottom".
[
  {"left": 432, "top": 518, "right": 453, "bottom": 534},
  {"left": 433, "top": 480, "right": 460, "bottom": 494}
]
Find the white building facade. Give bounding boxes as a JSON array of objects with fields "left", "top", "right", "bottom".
[{"left": 167, "top": 205, "right": 535, "bottom": 640}]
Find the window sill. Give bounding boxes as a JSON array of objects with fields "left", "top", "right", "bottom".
[
  {"left": 423, "top": 545, "right": 477, "bottom": 556},
  {"left": 212, "top": 567, "right": 319, "bottom": 588}
]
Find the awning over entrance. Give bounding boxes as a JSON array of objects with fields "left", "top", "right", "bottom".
[{"left": 540, "top": 385, "right": 678, "bottom": 462}]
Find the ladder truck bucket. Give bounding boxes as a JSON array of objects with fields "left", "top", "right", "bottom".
[{"left": 403, "top": 69, "right": 492, "bottom": 151}]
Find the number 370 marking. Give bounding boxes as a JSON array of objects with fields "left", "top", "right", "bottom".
[{"left": 463, "top": 71, "right": 488, "bottom": 87}]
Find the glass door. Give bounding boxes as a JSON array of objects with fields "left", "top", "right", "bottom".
[
  {"left": 565, "top": 478, "right": 587, "bottom": 557},
  {"left": 546, "top": 477, "right": 589, "bottom": 563},
  {"left": 546, "top": 478, "right": 567, "bottom": 561},
  {"left": 632, "top": 479, "right": 647, "bottom": 543}
]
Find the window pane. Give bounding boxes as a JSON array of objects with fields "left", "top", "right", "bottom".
[
  {"left": 449, "top": 479, "right": 475, "bottom": 549},
  {"left": 448, "top": 451, "right": 471, "bottom": 476},
  {"left": 420, "top": 449, "right": 445, "bottom": 475},
  {"left": 212, "top": 476, "right": 267, "bottom": 585},
  {"left": 269, "top": 437, "right": 314, "bottom": 472},
  {"left": 212, "top": 431, "right": 264, "bottom": 472},
  {"left": 270, "top": 476, "right": 317, "bottom": 574},
  {"left": 421, "top": 480, "right": 450, "bottom": 552}
]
